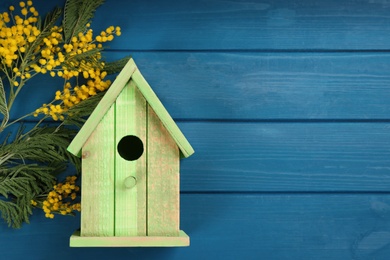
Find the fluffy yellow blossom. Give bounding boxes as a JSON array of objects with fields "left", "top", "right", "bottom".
[
  {"left": 32, "top": 176, "right": 81, "bottom": 219},
  {"left": 0, "top": 1, "right": 122, "bottom": 122}
]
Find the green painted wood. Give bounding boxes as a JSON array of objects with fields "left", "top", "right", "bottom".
[
  {"left": 68, "top": 58, "right": 194, "bottom": 159},
  {"left": 115, "top": 82, "right": 147, "bottom": 236},
  {"left": 67, "top": 59, "right": 191, "bottom": 239},
  {"left": 124, "top": 176, "right": 137, "bottom": 189},
  {"left": 147, "top": 106, "right": 180, "bottom": 236},
  {"left": 67, "top": 59, "right": 137, "bottom": 156},
  {"left": 132, "top": 70, "right": 194, "bottom": 158},
  {"left": 70, "top": 230, "right": 189, "bottom": 247},
  {"left": 80, "top": 105, "right": 115, "bottom": 237}
]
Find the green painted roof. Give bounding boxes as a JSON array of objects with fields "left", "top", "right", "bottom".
[{"left": 67, "top": 58, "right": 194, "bottom": 158}]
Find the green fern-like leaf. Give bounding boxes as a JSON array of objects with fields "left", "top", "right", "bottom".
[
  {"left": 2, "top": 132, "right": 65, "bottom": 164},
  {"left": 0, "top": 125, "right": 80, "bottom": 228},
  {"left": 27, "top": 7, "right": 62, "bottom": 57},
  {"left": 0, "top": 176, "right": 31, "bottom": 198},
  {"left": 0, "top": 78, "right": 9, "bottom": 129},
  {"left": 63, "top": 0, "right": 105, "bottom": 42},
  {"left": 0, "top": 164, "right": 57, "bottom": 229},
  {"left": 0, "top": 126, "right": 80, "bottom": 181},
  {"left": 43, "top": 7, "right": 62, "bottom": 29},
  {"left": 103, "top": 56, "right": 132, "bottom": 75},
  {"left": 65, "top": 48, "right": 104, "bottom": 71},
  {"left": 0, "top": 200, "right": 24, "bottom": 228},
  {"left": 62, "top": 91, "right": 105, "bottom": 128},
  {"left": 16, "top": 195, "right": 33, "bottom": 225}
]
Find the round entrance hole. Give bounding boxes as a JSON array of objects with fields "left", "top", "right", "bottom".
[{"left": 117, "top": 135, "right": 144, "bottom": 161}]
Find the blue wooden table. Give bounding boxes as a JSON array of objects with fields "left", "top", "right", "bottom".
[{"left": 1, "top": 0, "right": 390, "bottom": 259}]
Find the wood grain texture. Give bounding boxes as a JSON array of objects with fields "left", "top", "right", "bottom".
[
  {"left": 80, "top": 105, "right": 115, "bottom": 237},
  {"left": 114, "top": 82, "right": 147, "bottom": 236},
  {"left": 13, "top": 52, "right": 390, "bottom": 120},
  {"left": 180, "top": 194, "right": 390, "bottom": 260},
  {"left": 3, "top": 0, "right": 390, "bottom": 51},
  {"left": 147, "top": 106, "right": 180, "bottom": 236},
  {"left": 70, "top": 230, "right": 189, "bottom": 247},
  {"left": 67, "top": 59, "right": 137, "bottom": 156},
  {"left": 130, "top": 52, "right": 390, "bottom": 120},
  {"left": 1, "top": 0, "right": 389, "bottom": 258},
  {"left": 179, "top": 122, "right": 390, "bottom": 192},
  {"left": 4, "top": 194, "right": 390, "bottom": 259},
  {"left": 132, "top": 69, "right": 194, "bottom": 157},
  {"left": 86, "top": 0, "right": 390, "bottom": 50}
]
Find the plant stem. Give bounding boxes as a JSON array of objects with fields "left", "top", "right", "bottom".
[
  {"left": 6, "top": 77, "right": 26, "bottom": 112},
  {"left": 20, "top": 115, "right": 48, "bottom": 138},
  {"left": 4, "top": 112, "right": 34, "bottom": 129}
]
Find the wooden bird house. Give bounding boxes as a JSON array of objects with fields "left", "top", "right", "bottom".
[{"left": 67, "top": 58, "right": 194, "bottom": 247}]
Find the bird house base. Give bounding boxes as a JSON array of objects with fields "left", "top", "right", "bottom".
[{"left": 69, "top": 230, "right": 190, "bottom": 247}]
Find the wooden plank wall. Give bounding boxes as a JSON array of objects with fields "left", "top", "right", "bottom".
[{"left": 1, "top": 0, "right": 390, "bottom": 259}]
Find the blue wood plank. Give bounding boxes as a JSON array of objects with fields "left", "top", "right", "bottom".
[
  {"left": 0, "top": 1, "right": 388, "bottom": 259},
  {"left": 2, "top": 194, "right": 390, "bottom": 260},
  {"left": 9, "top": 52, "right": 390, "bottom": 120},
  {"left": 67, "top": 0, "right": 390, "bottom": 50},
  {"left": 132, "top": 52, "right": 390, "bottom": 120},
  {"left": 179, "top": 122, "right": 390, "bottom": 192},
  {"left": 2, "top": 0, "right": 390, "bottom": 51},
  {"left": 4, "top": 121, "right": 390, "bottom": 192}
]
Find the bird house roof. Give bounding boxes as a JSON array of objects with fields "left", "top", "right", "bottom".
[{"left": 67, "top": 58, "right": 194, "bottom": 158}]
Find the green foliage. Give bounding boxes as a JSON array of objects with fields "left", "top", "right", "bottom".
[
  {"left": 65, "top": 48, "right": 104, "bottom": 71},
  {"left": 28, "top": 7, "right": 62, "bottom": 59},
  {"left": 103, "top": 56, "right": 132, "bottom": 75},
  {"left": 62, "top": 56, "right": 132, "bottom": 127},
  {"left": 63, "top": 0, "right": 105, "bottom": 42},
  {"left": 0, "top": 126, "right": 80, "bottom": 228},
  {"left": 62, "top": 91, "right": 106, "bottom": 128},
  {"left": 0, "top": 200, "right": 26, "bottom": 228},
  {"left": 0, "top": 78, "right": 9, "bottom": 129},
  {"left": 0, "top": 0, "right": 127, "bottom": 228}
]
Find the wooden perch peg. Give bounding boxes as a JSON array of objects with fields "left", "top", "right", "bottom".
[{"left": 124, "top": 176, "right": 137, "bottom": 189}]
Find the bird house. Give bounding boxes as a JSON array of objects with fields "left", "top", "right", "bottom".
[{"left": 67, "top": 58, "right": 194, "bottom": 247}]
